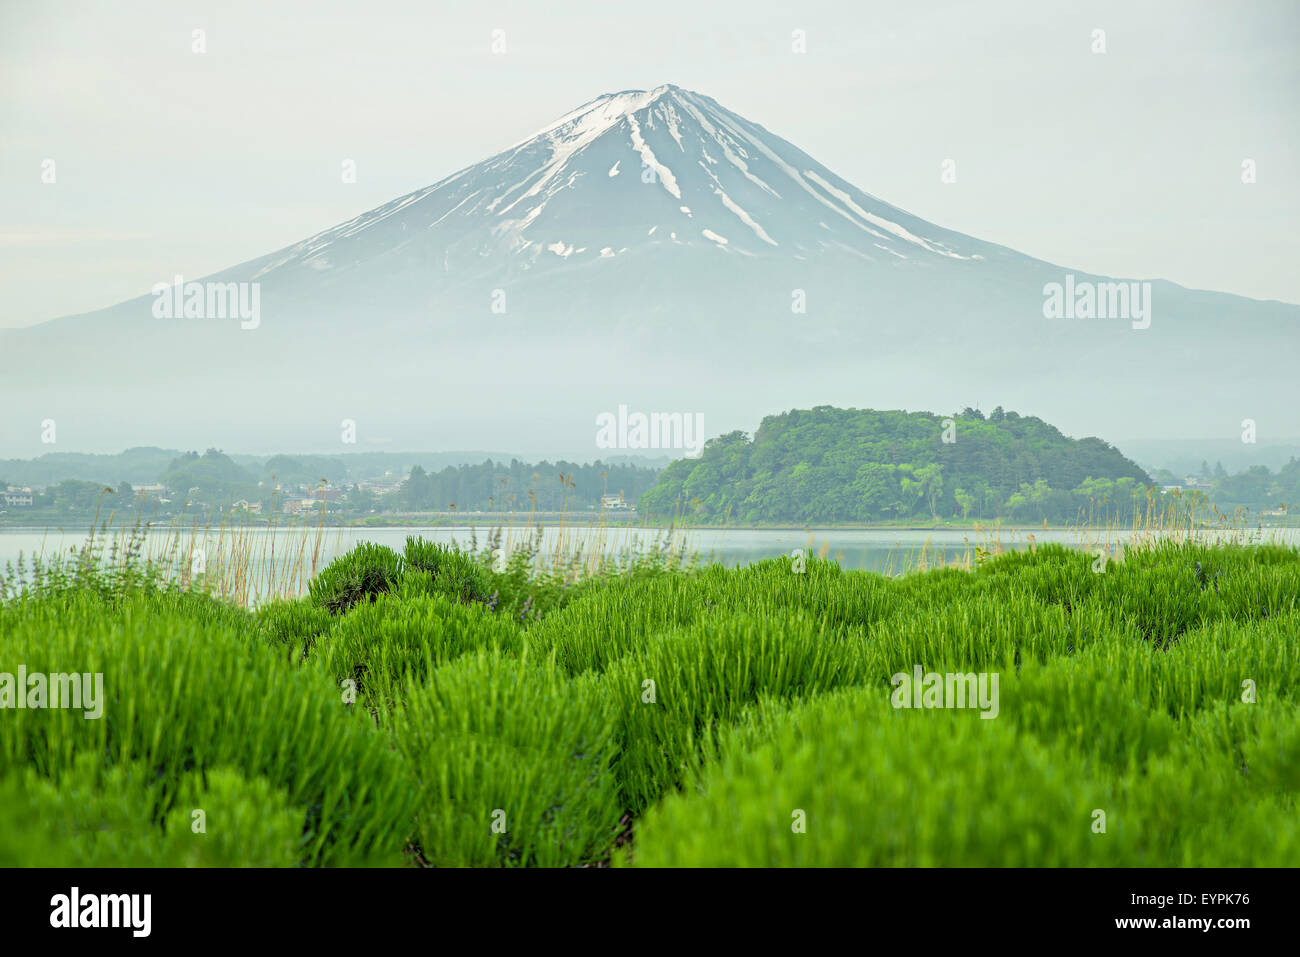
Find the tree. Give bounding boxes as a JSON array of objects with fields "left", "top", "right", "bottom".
[
  {"left": 916, "top": 463, "right": 944, "bottom": 521},
  {"left": 403, "top": 465, "right": 428, "bottom": 510},
  {"left": 954, "top": 487, "right": 974, "bottom": 519}
]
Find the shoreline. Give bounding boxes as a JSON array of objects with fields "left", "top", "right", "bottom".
[{"left": 1, "top": 520, "right": 1293, "bottom": 534}]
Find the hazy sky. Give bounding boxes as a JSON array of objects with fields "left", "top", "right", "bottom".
[{"left": 1, "top": 0, "right": 1297, "bottom": 328}]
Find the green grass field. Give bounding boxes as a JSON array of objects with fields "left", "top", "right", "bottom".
[{"left": 1, "top": 536, "right": 1296, "bottom": 867}]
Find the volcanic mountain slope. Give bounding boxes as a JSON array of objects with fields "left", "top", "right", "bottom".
[
  {"left": 1, "top": 84, "right": 1295, "bottom": 455},
  {"left": 244, "top": 84, "right": 1006, "bottom": 282}
]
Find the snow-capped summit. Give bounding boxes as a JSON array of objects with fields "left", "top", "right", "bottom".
[{"left": 246, "top": 84, "right": 994, "bottom": 287}]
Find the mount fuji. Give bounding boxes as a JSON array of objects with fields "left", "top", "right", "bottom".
[
  {"left": 244, "top": 84, "right": 997, "bottom": 275},
  {"left": 1, "top": 84, "right": 1295, "bottom": 456}
]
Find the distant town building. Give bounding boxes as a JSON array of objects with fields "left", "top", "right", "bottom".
[
  {"left": 600, "top": 493, "right": 630, "bottom": 510},
  {"left": 2, "top": 488, "right": 34, "bottom": 507}
]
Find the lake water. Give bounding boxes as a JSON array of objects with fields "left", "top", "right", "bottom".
[{"left": 2, "top": 524, "right": 1295, "bottom": 601}]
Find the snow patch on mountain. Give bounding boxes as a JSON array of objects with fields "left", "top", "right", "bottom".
[
  {"left": 803, "top": 170, "right": 969, "bottom": 260},
  {"left": 626, "top": 113, "right": 681, "bottom": 200}
]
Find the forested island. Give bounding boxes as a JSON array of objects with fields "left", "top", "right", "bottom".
[{"left": 638, "top": 406, "right": 1164, "bottom": 525}]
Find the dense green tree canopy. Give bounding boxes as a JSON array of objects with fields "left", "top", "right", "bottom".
[
  {"left": 161, "top": 449, "right": 259, "bottom": 501},
  {"left": 638, "top": 406, "right": 1155, "bottom": 524},
  {"left": 399, "top": 459, "right": 661, "bottom": 513}
]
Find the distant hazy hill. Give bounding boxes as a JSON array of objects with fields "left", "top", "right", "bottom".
[
  {"left": 0, "top": 447, "right": 180, "bottom": 488},
  {"left": 639, "top": 406, "right": 1152, "bottom": 524},
  {"left": 0, "top": 449, "right": 519, "bottom": 489},
  {"left": 1115, "top": 438, "right": 1300, "bottom": 478},
  {"left": 161, "top": 450, "right": 259, "bottom": 500}
]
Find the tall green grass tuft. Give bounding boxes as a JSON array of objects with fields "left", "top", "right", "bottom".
[
  {"left": 389, "top": 652, "right": 622, "bottom": 867},
  {"left": 315, "top": 587, "right": 523, "bottom": 713},
  {"left": 0, "top": 754, "right": 305, "bottom": 867},
  {"left": 626, "top": 687, "right": 1300, "bottom": 867},
  {"left": 256, "top": 597, "right": 336, "bottom": 662},
  {"left": 604, "top": 610, "right": 876, "bottom": 812},
  {"left": 308, "top": 542, "right": 404, "bottom": 614},
  {"left": 0, "top": 589, "right": 415, "bottom": 865},
  {"left": 402, "top": 537, "right": 494, "bottom": 605}
]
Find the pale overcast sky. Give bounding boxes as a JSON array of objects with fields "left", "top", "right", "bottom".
[{"left": 1, "top": 0, "right": 1296, "bottom": 328}]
